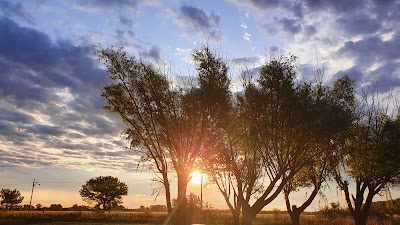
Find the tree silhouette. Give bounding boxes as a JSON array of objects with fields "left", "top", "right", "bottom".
[
  {"left": 98, "top": 46, "right": 230, "bottom": 225},
  {"left": 80, "top": 176, "right": 128, "bottom": 210},
  {"left": 334, "top": 90, "right": 400, "bottom": 225},
  {"left": 284, "top": 76, "right": 356, "bottom": 225},
  {"left": 0, "top": 188, "right": 24, "bottom": 209},
  {"left": 206, "top": 55, "right": 354, "bottom": 225}
]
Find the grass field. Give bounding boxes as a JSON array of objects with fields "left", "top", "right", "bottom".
[{"left": 0, "top": 210, "right": 399, "bottom": 225}]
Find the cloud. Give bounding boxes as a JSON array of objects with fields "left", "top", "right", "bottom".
[
  {"left": 75, "top": 0, "right": 159, "bottom": 11},
  {"left": 335, "top": 13, "right": 381, "bottom": 36},
  {"left": 0, "top": 17, "right": 141, "bottom": 171},
  {"left": 231, "top": 56, "right": 259, "bottom": 65},
  {"left": 119, "top": 15, "right": 135, "bottom": 27},
  {"left": 243, "top": 32, "right": 252, "bottom": 41},
  {"left": 142, "top": 45, "right": 162, "bottom": 62},
  {"left": 0, "top": 0, "right": 34, "bottom": 24},
  {"left": 278, "top": 17, "right": 302, "bottom": 35},
  {"left": 173, "top": 5, "right": 222, "bottom": 42}
]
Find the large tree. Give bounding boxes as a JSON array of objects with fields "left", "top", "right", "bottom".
[
  {"left": 334, "top": 91, "right": 400, "bottom": 225},
  {"left": 283, "top": 76, "right": 356, "bottom": 225},
  {"left": 79, "top": 176, "right": 128, "bottom": 210},
  {"left": 206, "top": 56, "right": 354, "bottom": 225},
  {"left": 0, "top": 188, "right": 24, "bottom": 209},
  {"left": 98, "top": 46, "right": 230, "bottom": 225}
]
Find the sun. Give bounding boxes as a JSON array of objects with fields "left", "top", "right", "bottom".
[{"left": 189, "top": 170, "right": 205, "bottom": 185}]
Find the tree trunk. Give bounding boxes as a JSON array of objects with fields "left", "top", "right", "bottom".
[
  {"left": 242, "top": 207, "right": 257, "bottom": 225},
  {"left": 353, "top": 213, "right": 368, "bottom": 225},
  {"left": 232, "top": 211, "right": 240, "bottom": 225},
  {"left": 162, "top": 172, "right": 173, "bottom": 214},
  {"left": 289, "top": 209, "right": 301, "bottom": 225},
  {"left": 174, "top": 172, "right": 189, "bottom": 225}
]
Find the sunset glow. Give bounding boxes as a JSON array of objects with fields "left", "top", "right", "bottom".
[
  {"left": 1, "top": 0, "right": 400, "bottom": 212},
  {"left": 189, "top": 171, "right": 205, "bottom": 185}
]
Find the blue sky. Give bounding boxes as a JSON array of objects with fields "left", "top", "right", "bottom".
[{"left": 1, "top": 0, "right": 400, "bottom": 209}]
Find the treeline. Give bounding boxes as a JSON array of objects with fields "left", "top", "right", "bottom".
[{"left": 98, "top": 45, "right": 400, "bottom": 225}]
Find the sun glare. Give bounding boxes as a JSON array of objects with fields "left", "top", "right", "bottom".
[{"left": 189, "top": 170, "right": 205, "bottom": 185}]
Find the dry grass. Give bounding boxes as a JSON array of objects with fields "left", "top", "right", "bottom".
[{"left": 0, "top": 210, "right": 399, "bottom": 225}]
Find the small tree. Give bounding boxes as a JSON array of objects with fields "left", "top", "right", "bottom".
[
  {"left": 0, "top": 189, "right": 24, "bottom": 209},
  {"left": 80, "top": 176, "right": 128, "bottom": 210},
  {"left": 49, "top": 204, "right": 63, "bottom": 211},
  {"left": 36, "top": 203, "right": 42, "bottom": 210}
]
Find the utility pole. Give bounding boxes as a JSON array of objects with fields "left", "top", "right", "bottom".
[
  {"left": 29, "top": 179, "right": 40, "bottom": 210},
  {"left": 200, "top": 173, "right": 203, "bottom": 209}
]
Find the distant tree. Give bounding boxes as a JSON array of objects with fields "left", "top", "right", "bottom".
[
  {"left": 149, "top": 205, "right": 167, "bottom": 212},
  {"left": 369, "top": 198, "right": 400, "bottom": 217},
  {"left": 334, "top": 90, "right": 400, "bottom": 225},
  {"left": 70, "top": 204, "right": 90, "bottom": 211},
  {"left": 318, "top": 202, "right": 349, "bottom": 219},
  {"left": 79, "top": 176, "right": 128, "bottom": 211},
  {"left": 23, "top": 204, "right": 35, "bottom": 210},
  {"left": 0, "top": 189, "right": 24, "bottom": 209},
  {"left": 36, "top": 203, "right": 42, "bottom": 210},
  {"left": 114, "top": 205, "right": 126, "bottom": 211},
  {"left": 49, "top": 204, "right": 63, "bottom": 211}
]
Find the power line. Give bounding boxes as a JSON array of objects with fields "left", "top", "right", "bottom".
[{"left": 0, "top": 182, "right": 32, "bottom": 187}]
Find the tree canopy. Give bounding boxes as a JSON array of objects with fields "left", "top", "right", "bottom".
[
  {"left": 98, "top": 45, "right": 399, "bottom": 225},
  {"left": 98, "top": 46, "right": 230, "bottom": 225},
  {"left": 79, "top": 176, "right": 128, "bottom": 210},
  {"left": 0, "top": 188, "right": 24, "bottom": 209},
  {"left": 334, "top": 92, "right": 400, "bottom": 225}
]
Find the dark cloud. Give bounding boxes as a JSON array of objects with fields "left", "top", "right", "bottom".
[
  {"left": 304, "top": 0, "right": 365, "bottom": 13},
  {"left": 142, "top": 45, "right": 162, "bottom": 62},
  {"left": 25, "top": 124, "right": 65, "bottom": 137},
  {"left": 119, "top": 15, "right": 135, "bottom": 27},
  {"left": 76, "top": 0, "right": 143, "bottom": 10},
  {"left": 333, "top": 67, "right": 364, "bottom": 84},
  {"left": 0, "top": 0, "right": 34, "bottom": 24},
  {"left": 304, "top": 25, "right": 316, "bottom": 36},
  {"left": 259, "top": 23, "right": 278, "bottom": 35},
  {"left": 338, "top": 34, "right": 400, "bottom": 67},
  {"left": 336, "top": 13, "right": 381, "bottom": 35},
  {"left": 0, "top": 17, "right": 131, "bottom": 170},
  {"left": 278, "top": 17, "right": 302, "bottom": 35},
  {"left": 0, "top": 107, "right": 36, "bottom": 124},
  {"left": 178, "top": 5, "right": 222, "bottom": 41},
  {"left": 243, "top": 0, "right": 281, "bottom": 9},
  {"left": 231, "top": 56, "right": 259, "bottom": 65}
]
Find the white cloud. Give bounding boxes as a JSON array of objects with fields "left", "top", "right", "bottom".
[
  {"left": 243, "top": 32, "right": 251, "bottom": 41},
  {"left": 241, "top": 22, "right": 248, "bottom": 29}
]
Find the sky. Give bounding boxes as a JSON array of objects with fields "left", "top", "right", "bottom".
[{"left": 1, "top": 0, "right": 400, "bottom": 210}]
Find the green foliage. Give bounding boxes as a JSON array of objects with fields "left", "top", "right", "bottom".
[
  {"left": 334, "top": 89, "right": 400, "bottom": 225},
  {"left": 49, "top": 204, "right": 63, "bottom": 211},
  {"left": 79, "top": 176, "right": 128, "bottom": 211},
  {"left": 98, "top": 45, "right": 232, "bottom": 225},
  {"left": 0, "top": 188, "right": 24, "bottom": 209},
  {"left": 318, "top": 202, "right": 349, "bottom": 219},
  {"left": 370, "top": 198, "right": 400, "bottom": 218}
]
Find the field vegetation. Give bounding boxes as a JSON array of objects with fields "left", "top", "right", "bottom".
[{"left": 0, "top": 210, "right": 399, "bottom": 225}]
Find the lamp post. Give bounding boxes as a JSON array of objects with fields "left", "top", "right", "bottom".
[{"left": 29, "top": 179, "right": 40, "bottom": 210}]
